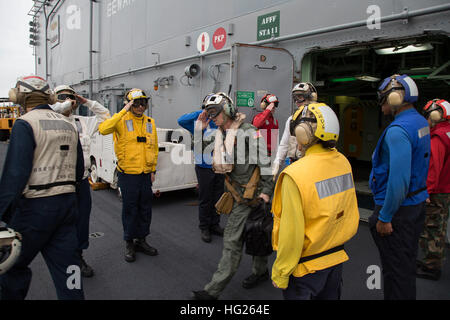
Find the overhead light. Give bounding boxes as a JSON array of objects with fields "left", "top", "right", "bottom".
[
  {"left": 330, "top": 77, "right": 357, "bottom": 83},
  {"left": 355, "top": 75, "right": 380, "bottom": 82},
  {"left": 375, "top": 43, "right": 433, "bottom": 55},
  {"left": 409, "top": 74, "right": 429, "bottom": 79}
]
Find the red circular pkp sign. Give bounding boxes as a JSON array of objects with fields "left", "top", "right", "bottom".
[{"left": 212, "top": 27, "right": 227, "bottom": 50}]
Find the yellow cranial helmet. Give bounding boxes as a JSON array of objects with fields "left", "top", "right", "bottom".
[
  {"left": 126, "top": 88, "right": 149, "bottom": 102},
  {"left": 290, "top": 103, "right": 340, "bottom": 147}
]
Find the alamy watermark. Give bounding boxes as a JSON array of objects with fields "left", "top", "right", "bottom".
[
  {"left": 168, "top": 128, "right": 278, "bottom": 175},
  {"left": 367, "top": 5, "right": 381, "bottom": 30},
  {"left": 66, "top": 265, "right": 81, "bottom": 290},
  {"left": 366, "top": 265, "right": 382, "bottom": 290}
]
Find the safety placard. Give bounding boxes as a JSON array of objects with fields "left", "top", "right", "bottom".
[
  {"left": 236, "top": 91, "right": 255, "bottom": 107},
  {"left": 197, "top": 32, "right": 210, "bottom": 54},
  {"left": 257, "top": 11, "right": 280, "bottom": 41},
  {"left": 212, "top": 27, "right": 227, "bottom": 50}
]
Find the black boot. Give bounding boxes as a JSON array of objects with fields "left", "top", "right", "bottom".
[
  {"left": 210, "top": 225, "right": 224, "bottom": 237},
  {"left": 125, "top": 240, "right": 136, "bottom": 262},
  {"left": 242, "top": 269, "right": 269, "bottom": 289},
  {"left": 135, "top": 238, "right": 158, "bottom": 256},
  {"left": 191, "top": 290, "right": 217, "bottom": 300},
  {"left": 80, "top": 253, "right": 94, "bottom": 277},
  {"left": 416, "top": 265, "right": 441, "bottom": 281},
  {"left": 201, "top": 229, "right": 211, "bottom": 243}
]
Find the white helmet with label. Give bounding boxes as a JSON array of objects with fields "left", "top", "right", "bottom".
[
  {"left": 204, "top": 92, "right": 236, "bottom": 118},
  {"left": 292, "top": 82, "right": 318, "bottom": 103}
]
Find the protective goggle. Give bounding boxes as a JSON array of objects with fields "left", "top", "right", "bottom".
[
  {"left": 132, "top": 98, "right": 149, "bottom": 107},
  {"left": 207, "top": 106, "right": 223, "bottom": 119},
  {"left": 57, "top": 94, "right": 76, "bottom": 101},
  {"left": 377, "top": 87, "right": 404, "bottom": 106},
  {"left": 293, "top": 94, "right": 307, "bottom": 104}
]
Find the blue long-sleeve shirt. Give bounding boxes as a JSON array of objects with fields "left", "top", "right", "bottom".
[
  {"left": 0, "top": 105, "right": 84, "bottom": 222},
  {"left": 177, "top": 110, "right": 217, "bottom": 168},
  {"left": 378, "top": 126, "right": 412, "bottom": 222}
]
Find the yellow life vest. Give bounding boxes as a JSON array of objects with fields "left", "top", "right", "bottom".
[
  {"left": 272, "top": 148, "right": 359, "bottom": 276},
  {"left": 113, "top": 112, "right": 158, "bottom": 174}
]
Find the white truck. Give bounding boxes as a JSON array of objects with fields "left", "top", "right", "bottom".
[{"left": 89, "top": 128, "right": 198, "bottom": 195}]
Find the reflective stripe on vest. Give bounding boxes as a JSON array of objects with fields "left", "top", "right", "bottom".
[
  {"left": 126, "top": 120, "right": 134, "bottom": 132},
  {"left": 146, "top": 122, "right": 153, "bottom": 134},
  {"left": 315, "top": 173, "right": 354, "bottom": 199},
  {"left": 39, "top": 120, "right": 77, "bottom": 132}
]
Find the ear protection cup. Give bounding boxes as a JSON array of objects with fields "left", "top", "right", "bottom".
[
  {"left": 294, "top": 123, "right": 313, "bottom": 146},
  {"left": 223, "top": 100, "right": 236, "bottom": 118},
  {"left": 48, "top": 91, "right": 57, "bottom": 105},
  {"left": 307, "top": 83, "right": 318, "bottom": 102},
  {"left": 387, "top": 90, "right": 404, "bottom": 107},
  {"left": 429, "top": 110, "right": 442, "bottom": 122},
  {"left": 217, "top": 93, "right": 236, "bottom": 118},
  {"left": 8, "top": 88, "right": 19, "bottom": 104}
]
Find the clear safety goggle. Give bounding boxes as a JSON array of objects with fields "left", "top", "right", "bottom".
[
  {"left": 293, "top": 93, "right": 308, "bottom": 104},
  {"left": 206, "top": 105, "right": 223, "bottom": 119}
]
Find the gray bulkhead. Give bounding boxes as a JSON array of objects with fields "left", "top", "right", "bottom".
[{"left": 31, "top": 0, "right": 450, "bottom": 131}]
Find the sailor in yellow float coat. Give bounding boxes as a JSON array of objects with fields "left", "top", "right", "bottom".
[
  {"left": 98, "top": 100, "right": 158, "bottom": 175},
  {"left": 98, "top": 89, "right": 159, "bottom": 262},
  {"left": 271, "top": 103, "right": 359, "bottom": 299}
]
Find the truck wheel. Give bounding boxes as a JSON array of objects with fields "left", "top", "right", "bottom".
[
  {"left": 90, "top": 162, "right": 98, "bottom": 183},
  {"left": 0, "top": 130, "right": 8, "bottom": 141},
  {"left": 110, "top": 169, "right": 118, "bottom": 189},
  {"left": 117, "top": 187, "right": 122, "bottom": 202}
]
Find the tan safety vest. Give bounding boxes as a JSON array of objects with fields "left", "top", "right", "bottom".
[
  {"left": 273, "top": 148, "right": 359, "bottom": 274},
  {"left": 212, "top": 113, "right": 246, "bottom": 174},
  {"left": 20, "top": 108, "right": 79, "bottom": 198}
]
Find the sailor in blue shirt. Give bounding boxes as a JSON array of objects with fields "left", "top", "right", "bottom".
[
  {"left": 0, "top": 76, "right": 85, "bottom": 300},
  {"left": 177, "top": 95, "right": 224, "bottom": 243},
  {"left": 369, "top": 74, "right": 430, "bottom": 300}
]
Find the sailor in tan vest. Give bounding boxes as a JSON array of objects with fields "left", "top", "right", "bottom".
[
  {"left": 52, "top": 85, "right": 110, "bottom": 278},
  {"left": 272, "top": 82, "right": 318, "bottom": 177},
  {"left": 271, "top": 103, "right": 359, "bottom": 299},
  {"left": 0, "top": 76, "right": 85, "bottom": 300}
]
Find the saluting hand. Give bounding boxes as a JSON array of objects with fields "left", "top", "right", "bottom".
[
  {"left": 195, "top": 110, "right": 211, "bottom": 131},
  {"left": 123, "top": 101, "right": 134, "bottom": 112},
  {"left": 267, "top": 103, "right": 275, "bottom": 113},
  {"left": 75, "top": 94, "right": 88, "bottom": 105}
]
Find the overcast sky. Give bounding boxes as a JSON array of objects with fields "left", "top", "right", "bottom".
[{"left": 0, "top": 1, "right": 35, "bottom": 98}]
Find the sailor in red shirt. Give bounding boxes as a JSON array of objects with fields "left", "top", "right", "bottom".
[
  {"left": 417, "top": 98, "right": 450, "bottom": 281},
  {"left": 252, "top": 94, "right": 279, "bottom": 156}
]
